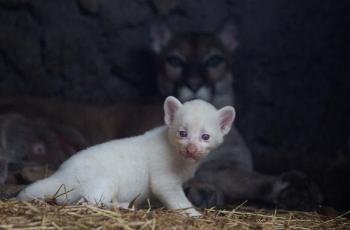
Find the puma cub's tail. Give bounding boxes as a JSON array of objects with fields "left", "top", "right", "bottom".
[{"left": 17, "top": 177, "right": 76, "bottom": 204}]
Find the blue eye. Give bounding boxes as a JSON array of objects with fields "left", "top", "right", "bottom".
[
  {"left": 201, "top": 134, "right": 210, "bottom": 141},
  {"left": 179, "top": 130, "right": 187, "bottom": 137}
]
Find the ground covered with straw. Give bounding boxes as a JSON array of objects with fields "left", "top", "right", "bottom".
[{"left": 0, "top": 199, "right": 349, "bottom": 229}]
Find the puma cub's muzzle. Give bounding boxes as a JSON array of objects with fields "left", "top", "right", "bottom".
[{"left": 183, "top": 143, "right": 201, "bottom": 161}]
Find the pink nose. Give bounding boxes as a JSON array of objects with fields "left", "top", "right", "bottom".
[{"left": 186, "top": 143, "right": 198, "bottom": 154}]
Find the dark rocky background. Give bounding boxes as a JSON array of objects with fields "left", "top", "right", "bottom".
[{"left": 0, "top": 0, "right": 349, "bottom": 209}]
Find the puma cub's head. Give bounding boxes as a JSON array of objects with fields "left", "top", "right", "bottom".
[{"left": 164, "top": 96, "right": 235, "bottom": 162}]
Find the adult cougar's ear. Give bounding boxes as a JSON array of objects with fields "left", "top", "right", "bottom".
[
  {"left": 217, "top": 19, "right": 239, "bottom": 52},
  {"left": 150, "top": 21, "right": 172, "bottom": 54},
  {"left": 164, "top": 96, "right": 182, "bottom": 126}
]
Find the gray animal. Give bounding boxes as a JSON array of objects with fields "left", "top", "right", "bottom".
[{"left": 0, "top": 113, "right": 87, "bottom": 185}]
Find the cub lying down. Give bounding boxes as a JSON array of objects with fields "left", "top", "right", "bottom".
[{"left": 17, "top": 96, "right": 235, "bottom": 216}]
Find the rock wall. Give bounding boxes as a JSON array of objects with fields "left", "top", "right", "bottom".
[{"left": 0, "top": 0, "right": 349, "bottom": 208}]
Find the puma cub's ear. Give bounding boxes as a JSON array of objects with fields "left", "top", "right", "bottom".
[
  {"left": 218, "top": 19, "right": 239, "bottom": 52},
  {"left": 164, "top": 96, "right": 182, "bottom": 125},
  {"left": 217, "top": 106, "right": 236, "bottom": 135},
  {"left": 150, "top": 21, "right": 172, "bottom": 53}
]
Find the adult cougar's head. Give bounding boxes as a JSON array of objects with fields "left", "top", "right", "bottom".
[{"left": 150, "top": 20, "right": 239, "bottom": 107}]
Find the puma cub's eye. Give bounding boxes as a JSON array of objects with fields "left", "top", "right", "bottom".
[
  {"left": 201, "top": 134, "right": 210, "bottom": 141},
  {"left": 166, "top": 55, "right": 185, "bottom": 68},
  {"left": 179, "top": 130, "right": 187, "bottom": 138},
  {"left": 205, "top": 55, "right": 225, "bottom": 68}
]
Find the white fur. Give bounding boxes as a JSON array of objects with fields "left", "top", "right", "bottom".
[
  {"left": 196, "top": 87, "right": 212, "bottom": 102},
  {"left": 178, "top": 87, "right": 194, "bottom": 102},
  {"left": 178, "top": 86, "right": 212, "bottom": 102},
  {"left": 17, "top": 97, "right": 235, "bottom": 217}
]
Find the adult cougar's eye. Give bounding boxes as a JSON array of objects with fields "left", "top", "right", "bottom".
[
  {"left": 201, "top": 133, "right": 210, "bottom": 141},
  {"left": 166, "top": 55, "right": 185, "bottom": 68},
  {"left": 205, "top": 55, "right": 225, "bottom": 68},
  {"left": 179, "top": 130, "right": 187, "bottom": 138}
]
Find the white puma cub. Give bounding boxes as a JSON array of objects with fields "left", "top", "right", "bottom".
[{"left": 17, "top": 96, "right": 235, "bottom": 216}]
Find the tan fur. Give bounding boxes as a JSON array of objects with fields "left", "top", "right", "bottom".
[
  {"left": 156, "top": 33, "right": 234, "bottom": 105},
  {"left": 0, "top": 97, "right": 164, "bottom": 146}
]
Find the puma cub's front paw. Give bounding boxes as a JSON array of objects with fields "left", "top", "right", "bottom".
[
  {"left": 180, "top": 207, "right": 202, "bottom": 217},
  {"left": 184, "top": 179, "right": 224, "bottom": 209},
  {"left": 274, "top": 170, "right": 322, "bottom": 211}
]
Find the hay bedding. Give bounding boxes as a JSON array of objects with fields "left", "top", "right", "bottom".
[{"left": 0, "top": 199, "right": 349, "bottom": 230}]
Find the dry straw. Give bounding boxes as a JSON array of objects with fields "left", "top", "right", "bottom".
[{"left": 0, "top": 199, "right": 349, "bottom": 230}]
